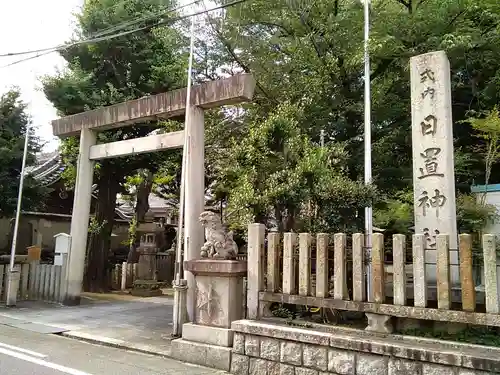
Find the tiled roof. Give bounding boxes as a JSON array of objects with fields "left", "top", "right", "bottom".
[
  {"left": 26, "top": 152, "right": 64, "bottom": 186},
  {"left": 27, "top": 151, "right": 173, "bottom": 221},
  {"left": 27, "top": 149, "right": 219, "bottom": 222}
]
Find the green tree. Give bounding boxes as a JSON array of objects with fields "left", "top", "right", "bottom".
[
  {"left": 122, "top": 169, "right": 155, "bottom": 262},
  {"left": 374, "top": 190, "right": 498, "bottom": 264},
  {"left": 186, "top": 0, "right": 500, "bottom": 233},
  {"left": 216, "top": 102, "right": 374, "bottom": 233},
  {"left": 0, "top": 89, "right": 48, "bottom": 216},
  {"left": 203, "top": 0, "right": 500, "bottom": 190},
  {"left": 463, "top": 107, "right": 500, "bottom": 203},
  {"left": 43, "top": 0, "right": 187, "bottom": 292}
]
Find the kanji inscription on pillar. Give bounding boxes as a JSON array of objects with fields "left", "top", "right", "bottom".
[{"left": 411, "top": 51, "right": 458, "bottom": 284}]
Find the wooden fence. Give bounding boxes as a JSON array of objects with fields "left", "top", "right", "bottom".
[
  {"left": 28, "top": 261, "right": 67, "bottom": 302},
  {"left": 110, "top": 262, "right": 138, "bottom": 290},
  {"left": 0, "top": 260, "right": 66, "bottom": 303},
  {"left": 156, "top": 251, "right": 175, "bottom": 285},
  {"left": 109, "top": 252, "right": 175, "bottom": 290},
  {"left": 0, "top": 252, "right": 175, "bottom": 302},
  {"left": 0, "top": 264, "right": 30, "bottom": 302},
  {"left": 247, "top": 224, "right": 500, "bottom": 330}
]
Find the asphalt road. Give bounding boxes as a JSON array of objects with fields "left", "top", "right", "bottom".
[{"left": 0, "top": 325, "right": 225, "bottom": 375}]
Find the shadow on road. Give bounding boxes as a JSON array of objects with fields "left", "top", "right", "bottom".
[{"left": 0, "top": 296, "right": 174, "bottom": 355}]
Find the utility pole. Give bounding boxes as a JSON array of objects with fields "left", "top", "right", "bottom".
[
  {"left": 362, "top": 0, "right": 373, "bottom": 302},
  {"left": 6, "top": 123, "right": 31, "bottom": 306},
  {"left": 172, "top": 14, "right": 196, "bottom": 337},
  {"left": 320, "top": 129, "right": 325, "bottom": 147}
]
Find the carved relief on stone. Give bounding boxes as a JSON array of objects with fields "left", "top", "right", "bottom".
[
  {"left": 196, "top": 280, "right": 223, "bottom": 325},
  {"left": 199, "top": 211, "right": 238, "bottom": 259}
]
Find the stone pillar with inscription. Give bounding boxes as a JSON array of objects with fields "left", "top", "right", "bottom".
[{"left": 410, "top": 51, "right": 459, "bottom": 286}]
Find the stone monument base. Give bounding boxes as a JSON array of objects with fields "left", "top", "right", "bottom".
[
  {"left": 170, "top": 258, "right": 247, "bottom": 371},
  {"left": 171, "top": 337, "right": 232, "bottom": 371},
  {"left": 171, "top": 322, "right": 234, "bottom": 371},
  {"left": 130, "top": 280, "right": 165, "bottom": 297},
  {"left": 182, "top": 322, "right": 233, "bottom": 346}
]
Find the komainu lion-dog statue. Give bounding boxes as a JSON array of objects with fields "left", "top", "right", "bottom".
[{"left": 199, "top": 211, "right": 238, "bottom": 260}]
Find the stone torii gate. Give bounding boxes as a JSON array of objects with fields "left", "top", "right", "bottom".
[{"left": 51, "top": 74, "right": 256, "bottom": 320}]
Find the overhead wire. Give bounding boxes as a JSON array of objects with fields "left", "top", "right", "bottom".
[
  {"left": 1, "top": 0, "right": 139, "bottom": 59},
  {"left": 1, "top": 25, "right": 159, "bottom": 68},
  {"left": 0, "top": 0, "right": 203, "bottom": 58},
  {"left": 1, "top": 0, "right": 249, "bottom": 69},
  {"left": 1, "top": 0, "right": 133, "bottom": 57},
  {"left": 73, "top": 0, "right": 203, "bottom": 43},
  {"left": 200, "top": 0, "right": 275, "bottom": 103},
  {"left": 79, "top": 0, "right": 201, "bottom": 39}
]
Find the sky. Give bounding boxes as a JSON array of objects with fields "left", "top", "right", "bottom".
[
  {"left": 0, "top": 0, "right": 201, "bottom": 153},
  {"left": 0, "top": 0, "right": 83, "bottom": 152}
]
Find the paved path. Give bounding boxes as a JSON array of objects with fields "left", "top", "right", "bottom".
[
  {"left": 0, "top": 324, "right": 225, "bottom": 375},
  {"left": 0, "top": 297, "right": 174, "bottom": 355}
]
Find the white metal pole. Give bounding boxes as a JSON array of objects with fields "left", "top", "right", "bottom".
[
  {"left": 9, "top": 124, "right": 30, "bottom": 271},
  {"left": 363, "top": 0, "right": 373, "bottom": 302},
  {"left": 173, "top": 14, "right": 196, "bottom": 336},
  {"left": 174, "top": 15, "right": 196, "bottom": 284},
  {"left": 6, "top": 123, "right": 31, "bottom": 305}
]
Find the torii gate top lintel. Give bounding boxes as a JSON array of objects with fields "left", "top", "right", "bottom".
[{"left": 51, "top": 73, "right": 256, "bottom": 137}]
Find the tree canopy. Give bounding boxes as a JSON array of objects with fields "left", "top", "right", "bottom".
[
  {"left": 42, "top": 0, "right": 188, "bottom": 291},
  {"left": 193, "top": 0, "right": 500, "bottom": 233},
  {"left": 0, "top": 89, "right": 47, "bottom": 217},
  {"left": 34, "top": 0, "right": 500, "bottom": 289}
]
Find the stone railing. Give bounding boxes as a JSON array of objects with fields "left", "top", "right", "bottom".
[{"left": 246, "top": 223, "right": 500, "bottom": 332}]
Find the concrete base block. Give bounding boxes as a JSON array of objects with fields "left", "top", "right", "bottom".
[
  {"left": 62, "top": 295, "right": 81, "bottom": 306},
  {"left": 395, "top": 317, "right": 426, "bottom": 332},
  {"left": 172, "top": 279, "right": 188, "bottom": 337},
  {"left": 5, "top": 270, "right": 20, "bottom": 307},
  {"left": 184, "top": 259, "right": 246, "bottom": 328},
  {"left": 170, "top": 338, "right": 232, "bottom": 371},
  {"left": 130, "top": 279, "right": 165, "bottom": 297},
  {"left": 365, "top": 313, "right": 393, "bottom": 333},
  {"left": 433, "top": 321, "right": 467, "bottom": 334},
  {"left": 182, "top": 323, "right": 233, "bottom": 347},
  {"left": 130, "top": 288, "right": 163, "bottom": 297},
  {"left": 258, "top": 300, "right": 273, "bottom": 318}
]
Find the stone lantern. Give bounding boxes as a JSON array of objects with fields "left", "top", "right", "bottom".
[
  {"left": 130, "top": 217, "right": 165, "bottom": 297},
  {"left": 137, "top": 231, "right": 158, "bottom": 280}
]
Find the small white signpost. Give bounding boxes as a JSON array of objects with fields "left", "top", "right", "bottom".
[{"left": 54, "top": 233, "right": 71, "bottom": 266}]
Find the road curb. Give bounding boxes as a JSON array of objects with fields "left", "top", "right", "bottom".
[{"left": 60, "top": 331, "right": 173, "bottom": 358}]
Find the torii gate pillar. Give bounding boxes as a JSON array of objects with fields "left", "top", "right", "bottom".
[
  {"left": 51, "top": 75, "right": 256, "bottom": 323},
  {"left": 183, "top": 105, "right": 205, "bottom": 319}
]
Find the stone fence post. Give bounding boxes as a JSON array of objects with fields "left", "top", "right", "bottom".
[{"left": 247, "top": 223, "right": 265, "bottom": 319}]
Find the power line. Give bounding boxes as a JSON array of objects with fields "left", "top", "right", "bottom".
[
  {"left": 5, "top": 0, "right": 155, "bottom": 60},
  {"left": 80, "top": 0, "right": 201, "bottom": 40},
  {"left": 0, "top": 0, "right": 132, "bottom": 57},
  {"left": 0, "top": 0, "right": 202, "bottom": 58},
  {"left": 72, "top": 0, "right": 202, "bottom": 45},
  {"left": 200, "top": 0, "right": 276, "bottom": 103},
  {"left": 1, "top": 0, "right": 249, "bottom": 69}
]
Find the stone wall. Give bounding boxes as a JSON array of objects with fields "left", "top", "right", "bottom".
[
  {"left": 231, "top": 320, "right": 500, "bottom": 375},
  {"left": 0, "top": 216, "right": 130, "bottom": 254}
]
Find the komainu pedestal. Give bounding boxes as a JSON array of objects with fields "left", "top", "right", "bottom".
[{"left": 171, "top": 259, "right": 247, "bottom": 371}]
